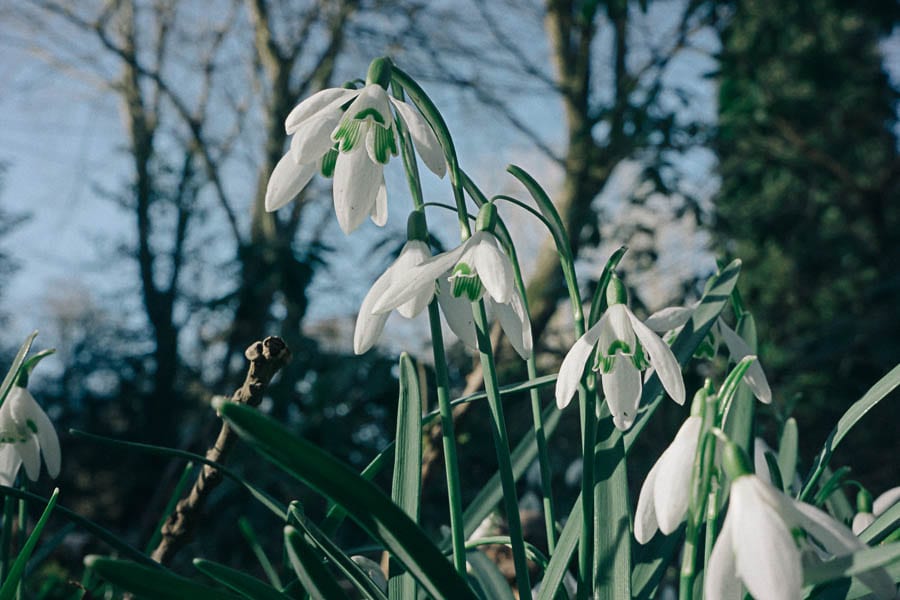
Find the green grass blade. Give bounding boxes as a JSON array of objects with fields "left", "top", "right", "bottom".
[
  {"left": 803, "top": 542, "right": 900, "bottom": 587},
  {"left": 799, "top": 362, "right": 900, "bottom": 501},
  {"left": 0, "top": 485, "right": 155, "bottom": 567},
  {"left": 238, "top": 518, "right": 283, "bottom": 589},
  {"left": 84, "top": 555, "right": 237, "bottom": 599},
  {"left": 0, "top": 331, "right": 38, "bottom": 406},
  {"left": 390, "top": 353, "right": 422, "bottom": 600},
  {"left": 631, "top": 525, "right": 685, "bottom": 600},
  {"left": 466, "top": 551, "right": 516, "bottom": 600},
  {"left": 145, "top": 462, "right": 197, "bottom": 553},
  {"left": 592, "top": 421, "right": 631, "bottom": 599},
  {"left": 536, "top": 495, "right": 580, "bottom": 600},
  {"left": 0, "top": 488, "right": 58, "bottom": 599},
  {"left": 193, "top": 558, "right": 288, "bottom": 600},
  {"left": 284, "top": 526, "right": 350, "bottom": 600},
  {"left": 860, "top": 501, "right": 900, "bottom": 544},
  {"left": 778, "top": 418, "right": 799, "bottom": 492},
  {"left": 216, "top": 400, "right": 476, "bottom": 600}
]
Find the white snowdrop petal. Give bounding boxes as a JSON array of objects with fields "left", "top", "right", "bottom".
[
  {"left": 704, "top": 512, "right": 743, "bottom": 600},
  {"left": 644, "top": 305, "right": 694, "bottom": 332},
  {"left": 393, "top": 242, "right": 434, "bottom": 318},
  {"left": 265, "top": 152, "right": 318, "bottom": 212},
  {"left": 732, "top": 478, "right": 802, "bottom": 600},
  {"left": 634, "top": 457, "right": 662, "bottom": 544},
  {"left": 471, "top": 234, "right": 514, "bottom": 304},
  {"left": 492, "top": 290, "right": 532, "bottom": 360},
  {"left": 0, "top": 445, "right": 22, "bottom": 487},
  {"left": 332, "top": 148, "right": 383, "bottom": 234},
  {"left": 717, "top": 320, "right": 772, "bottom": 404},
  {"left": 653, "top": 416, "right": 702, "bottom": 534},
  {"left": 555, "top": 317, "right": 606, "bottom": 409},
  {"left": 437, "top": 278, "right": 478, "bottom": 350},
  {"left": 873, "top": 486, "right": 900, "bottom": 516},
  {"left": 290, "top": 109, "right": 343, "bottom": 164},
  {"left": 372, "top": 244, "right": 469, "bottom": 314},
  {"left": 852, "top": 512, "right": 875, "bottom": 536},
  {"left": 370, "top": 175, "right": 388, "bottom": 227},
  {"left": 628, "top": 308, "right": 685, "bottom": 405},
  {"left": 602, "top": 352, "right": 642, "bottom": 431},
  {"left": 285, "top": 88, "right": 357, "bottom": 134},
  {"left": 390, "top": 98, "right": 446, "bottom": 177}
]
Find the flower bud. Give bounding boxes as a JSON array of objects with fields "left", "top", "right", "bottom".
[
  {"left": 722, "top": 440, "right": 753, "bottom": 480},
  {"left": 857, "top": 489, "right": 874, "bottom": 514},
  {"left": 475, "top": 202, "right": 498, "bottom": 233},
  {"left": 366, "top": 57, "right": 393, "bottom": 89},
  {"left": 406, "top": 211, "right": 428, "bottom": 242},
  {"left": 606, "top": 274, "right": 627, "bottom": 306}
]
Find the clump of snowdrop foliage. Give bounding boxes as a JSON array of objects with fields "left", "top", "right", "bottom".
[{"left": 46, "top": 55, "right": 898, "bottom": 600}]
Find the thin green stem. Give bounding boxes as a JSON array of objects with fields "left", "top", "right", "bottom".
[
  {"left": 577, "top": 387, "right": 596, "bottom": 600},
  {"left": 705, "top": 481, "right": 720, "bottom": 568},
  {"left": 428, "top": 301, "right": 467, "bottom": 575},
  {"left": 473, "top": 301, "right": 532, "bottom": 599},
  {"left": 16, "top": 495, "right": 25, "bottom": 600},
  {"left": 0, "top": 494, "right": 14, "bottom": 580}
]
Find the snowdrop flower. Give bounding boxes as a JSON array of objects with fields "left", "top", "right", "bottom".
[
  {"left": 266, "top": 57, "right": 446, "bottom": 234},
  {"left": 354, "top": 212, "right": 475, "bottom": 354},
  {"left": 853, "top": 487, "right": 900, "bottom": 535},
  {"left": 372, "top": 204, "right": 532, "bottom": 359},
  {"left": 555, "top": 276, "right": 685, "bottom": 430},
  {"left": 0, "top": 385, "right": 61, "bottom": 486},
  {"left": 706, "top": 442, "right": 896, "bottom": 600},
  {"left": 634, "top": 395, "right": 703, "bottom": 543},
  {"left": 645, "top": 305, "right": 772, "bottom": 404}
]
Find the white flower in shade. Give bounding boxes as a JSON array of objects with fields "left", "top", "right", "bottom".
[
  {"left": 853, "top": 487, "right": 900, "bottom": 535},
  {"left": 555, "top": 278, "right": 685, "bottom": 430},
  {"left": 0, "top": 386, "right": 61, "bottom": 486},
  {"left": 372, "top": 205, "right": 532, "bottom": 360},
  {"left": 645, "top": 305, "right": 772, "bottom": 404},
  {"left": 265, "top": 58, "right": 446, "bottom": 234},
  {"left": 706, "top": 444, "right": 897, "bottom": 600},
  {"left": 634, "top": 414, "right": 702, "bottom": 543}
]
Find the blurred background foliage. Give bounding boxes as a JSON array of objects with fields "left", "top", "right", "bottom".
[{"left": 0, "top": 0, "right": 897, "bottom": 594}]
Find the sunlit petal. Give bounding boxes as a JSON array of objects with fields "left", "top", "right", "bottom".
[
  {"left": 390, "top": 98, "right": 447, "bottom": 177},
  {"left": 627, "top": 307, "right": 685, "bottom": 405},
  {"left": 852, "top": 512, "right": 875, "bottom": 535},
  {"left": 634, "top": 457, "right": 662, "bottom": 544},
  {"left": 373, "top": 243, "right": 469, "bottom": 313},
  {"left": 265, "top": 152, "right": 318, "bottom": 212},
  {"left": 704, "top": 512, "right": 743, "bottom": 600},
  {"left": 491, "top": 289, "right": 533, "bottom": 360},
  {"left": 873, "top": 486, "right": 900, "bottom": 516},
  {"left": 332, "top": 149, "right": 382, "bottom": 234},
  {"left": 717, "top": 320, "right": 772, "bottom": 404},
  {"left": 470, "top": 233, "right": 514, "bottom": 304},
  {"left": 653, "top": 416, "right": 702, "bottom": 534},
  {"left": 603, "top": 352, "right": 642, "bottom": 430},
  {"left": 555, "top": 316, "right": 606, "bottom": 409},
  {"left": 731, "top": 477, "right": 802, "bottom": 600},
  {"left": 394, "top": 241, "right": 434, "bottom": 318},
  {"left": 290, "top": 109, "right": 343, "bottom": 164},
  {"left": 437, "top": 278, "right": 477, "bottom": 350},
  {"left": 285, "top": 88, "right": 357, "bottom": 134},
  {"left": 599, "top": 304, "right": 635, "bottom": 352},
  {"left": 370, "top": 175, "right": 388, "bottom": 227}
]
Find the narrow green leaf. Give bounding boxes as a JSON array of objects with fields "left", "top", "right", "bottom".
[
  {"left": 0, "top": 331, "right": 38, "bottom": 406},
  {"left": 632, "top": 525, "right": 685, "bottom": 600},
  {"left": 814, "top": 466, "right": 852, "bottom": 507},
  {"left": 723, "top": 312, "right": 758, "bottom": 454},
  {"left": 287, "top": 503, "right": 388, "bottom": 600},
  {"left": 588, "top": 246, "right": 629, "bottom": 325},
  {"left": 238, "top": 518, "right": 283, "bottom": 589},
  {"left": 803, "top": 542, "right": 900, "bottom": 586},
  {"left": 860, "top": 501, "right": 900, "bottom": 544},
  {"left": 145, "top": 462, "right": 197, "bottom": 553},
  {"left": 593, "top": 421, "right": 631, "bottom": 599},
  {"left": 811, "top": 558, "right": 900, "bottom": 600},
  {"left": 284, "top": 526, "right": 350, "bottom": 600},
  {"left": 778, "top": 418, "right": 799, "bottom": 492},
  {"left": 800, "top": 362, "right": 900, "bottom": 501},
  {"left": 763, "top": 451, "right": 785, "bottom": 492},
  {"left": 536, "top": 495, "right": 580, "bottom": 600},
  {"left": 0, "top": 488, "right": 58, "bottom": 599},
  {"left": 0, "top": 485, "right": 155, "bottom": 567},
  {"left": 69, "top": 429, "right": 287, "bottom": 519},
  {"left": 84, "top": 555, "right": 237, "bottom": 599},
  {"left": 216, "top": 400, "right": 476, "bottom": 600},
  {"left": 464, "top": 536, "right": 549, "bottom": 572},
  {"left": 390, "top": 353, "right": 422, "bottom": 600},
  {"left": 193, "top": 558, "right": 288, "bottom": 600},
  {"left": 466, "top": 551, "right": 516, "bottom": 600}
]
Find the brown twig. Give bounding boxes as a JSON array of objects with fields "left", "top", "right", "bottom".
[{"left": 150, "top": 336, "right": 291, "bottom": 565}]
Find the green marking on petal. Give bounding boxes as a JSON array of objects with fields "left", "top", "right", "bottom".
[
  {"left": 373, "top": 124, "right": 396, "bottom": 164},
  {"left": 26, "top": 419, "right": 38, "bottom": 434},
  {"left": 606, "top": 339, "right": 632, "bottom": 357},
  {"left": 354, "top": 107, "right": 386, "bottom": 124},
  {"left": 449, "top": 263, "right": 484, "bottom": 301},
  {"left": 333, "top": 118, "right": 361, "bottom": 152},
  {"left": 632, "top": 341, "right": 649, "bottom": 370},
  {"left": 321, "top": 147, "right": 338, "bottom": 178},
  {"left": 593, "top": 354, "right": 616, "bottom": 374}
]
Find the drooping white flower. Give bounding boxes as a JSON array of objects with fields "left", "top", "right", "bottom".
[
  {"left": 645, "top": 304, "right": 772, "bottom": 404},
  {"left": 853, "top": 486, "right": 900, "bottom": 535},
  {"left": 555, "top": 278, "right": 685, "bottom": 430},
  {"left": 0, "top": 385, "right": 61, "bottom": 486},
  {"left": 706, "top": 444, "right": 897, "bottom": 600},
  {"left": 372, "top": 205, "right": 532, "bottom": 359},
  {"left": 634, "top": 413, "right": 702, "bottom": 543},
  {"left": 265, "top": 58, "right": 446, "bottom": 234}
]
